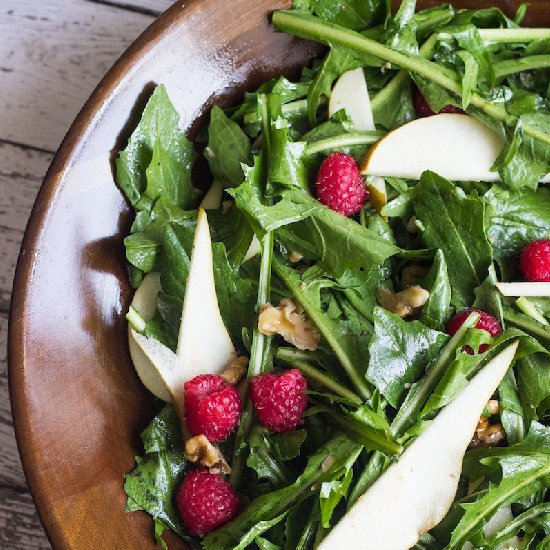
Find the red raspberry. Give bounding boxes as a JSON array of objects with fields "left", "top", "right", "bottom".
[
  {"left": 316, "top": 152, "right": 368, "bottom": 216},
  {"left": 412, "top": 86, "right": 464, "bottom": 118},
  {"left": 520, "top": 240, "right": 550, "bottom": 282},
  {"left": 184, "top": 375, "right": 241, "bottom": 442},
  {"left": 249, "top": 369, "right": 307, "bottom": 433},
  {"left": 447, "top": 309, "right": 502, "bottom": 355},
  {"left": 176, "top": 469, "right": 239, "bottom": 535}
]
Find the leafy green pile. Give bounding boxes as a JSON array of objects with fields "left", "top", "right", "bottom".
[{"left": 116, "top": 0, "right": 550, "bottom": 548}]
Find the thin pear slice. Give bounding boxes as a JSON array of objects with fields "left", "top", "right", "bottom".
[
  {"left": 129, "top": 209, "right": 236, "bottom": 408},
  {"left": 127, "top": 272, "right": 171, "bottom": 401},
  {"left": 318, "top": 342, "right": 519, "bottom": 550},
  {"left": 366, "top": 176, "right": 387, "bottom": 216},
  {"left": 462, "top": 505, "right": 519, "bottom": 550},
  {"left": 329, "top": 68, "right": 375, "bottom": 131},
  {"left": 176, "top": 208, "right": 237, "bottom": 370},
  {"left": 361, "top": 113, "right": 550, "bottom": 182},
  {"left": 200, "top": 179, "right": 224, "bottom": 210},
  {"left": 496, "top": 282, "right": 550, "bottom": 297},
  {"left": 243, "top": 234, "right": 261, "bottom": 263}
]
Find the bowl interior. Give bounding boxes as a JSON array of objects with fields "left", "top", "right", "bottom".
[{"left": 9, "top": 0, "right": 550, "bottom": 548}]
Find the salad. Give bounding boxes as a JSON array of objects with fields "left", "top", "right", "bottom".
[{"left": 116, "top": 1, "right": 550, "bottom": 548}]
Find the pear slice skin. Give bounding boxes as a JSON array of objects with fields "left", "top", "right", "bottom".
[
  {"left": 318, "top": 342, "right": 519, "bottom": 550},
  {"left": 361, "top": 113, "right": 550, "bottom": 182},
  {"left": 328, "top": 68, "right": 375, "bottom": 131},
  {"left": 496, "top": 282, "right": 550, "bottom": 297},
  {"left": 200, "top": 179, "right": 224, "bottom": 210},
  {"left": 127, "top": 272, "right": 171, "bottom": 401},
  {"left": 176, "top": 208, "right": 237, "bottom": 372}
]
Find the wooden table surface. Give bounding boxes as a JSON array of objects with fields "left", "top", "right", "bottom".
[{"left": 0, "top": 1, "right": 174, "bottom": 547}]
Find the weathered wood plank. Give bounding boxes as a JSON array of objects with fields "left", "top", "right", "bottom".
[
  {"left": 88, "top": 0, "right": 175, "bottom": 16},
  {"left": 0, "top": 144, "right": 53, "bottom": 312},
  {"left": 0, "top": 309, "right": 51, "bottom": 549},
  {"left": 0, "top": 0, "right": 155, "bottom": 151},
  {"left": 0, "top": 486, "right": 51, "bottom": 549}
]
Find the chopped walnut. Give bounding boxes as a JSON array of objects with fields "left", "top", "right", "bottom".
[
  {"left": 406, "top": 215, "right": 419, "bottom": 233},
  {"left": 221, "top": 200, "right": 233, "bottom": 214},
  {"left": 486, "top": 399, "right": 500, "bottom": 416},
  {"left": 258, "top": 298, "right": 320, "bottom": 351},
  {"left": 184, "top": 435, "right": 231, "bottom": 474},
  {"left": 220, "top": 356, "right": 248, "bottom": 385},
  {"left": 400, "top": 265, "right": 429, "bottom": 289},
  {"left": 376, "top": 286, "right": 429, "bottom": 318},
  {"left": 469, "top": 417, "right": 506, "bottom": 449},
  {"left": 289, "top": 251, "right": 304, "bottom": 263}
]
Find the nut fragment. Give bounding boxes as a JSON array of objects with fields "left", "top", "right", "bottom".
[
  {"left": 469, "top": 417, "right": 506, "bottom": 449},
  {"left": 289, "top": 251, "right": 304, "bottom": 263},
  {"left": 184, "top": 435, "right": 231, "bottom": 474},
  {"left": 406, "top": 215, "right": 419, "bottom": 233},
  {"left": 400, "top": 265, "right": 429, "bottom": 289},
  {"left": 486, "top": 399, "right": 500, "bottom": 416},
  {"left": 258, "top": 298, "right": 320, "bottom": 351},
  {"left": 221, "top": 200, "right": 233, "bottom": 214},
  {"left": 376, "top": 286, "right": 429, "bottom": 318},
  {"left": 220, "top": 356, "right": 248, "bottom": 385}
]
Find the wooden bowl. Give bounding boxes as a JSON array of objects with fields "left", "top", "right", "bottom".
[{"left": 8, "top": 0, "right": 550, "bottom": 548}]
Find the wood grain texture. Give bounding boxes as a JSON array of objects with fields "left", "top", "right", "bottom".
[
  {"left": 0, "top": 0, "right": 155, "bottom": 151},
  {"left": 89, "top": 0, "right": 175, "bottom": 16}
]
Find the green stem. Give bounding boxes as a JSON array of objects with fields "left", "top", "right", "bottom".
[
  {"left": 304, "top": 131, "right": 383, "bottom": 155},
  {"left": 503, "top": 309, "right": 550, "bottom": 344},
  {"left": 371, "top": 33, "right": 438, "bottom": 114},
  {"left": 275, "top": 347, "right": 318, "bottom": 363},
  {"left": 273, "top": 258, "right": 372, "bottom": 401},
  {"left": 126, "top": 306, "right": 146, "bottom": 333},
  {"left": 273, "top": 11, "right": 550, "bottom": 146},
  {"left": 281, "top": 358, "right": 363, "bottom": 406},
  {"left": 494, "top": 55, "right": 550, "bottom": 78},
  {"left": 476, "top": 27, "right": 550, "bottom": 43}
]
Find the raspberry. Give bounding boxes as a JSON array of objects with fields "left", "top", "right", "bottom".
[
  {"left": 412, "top": 86, "right": 464, "bottom": 118},
  {"left": 249, "top": 369, "right": 308, "bottom": 433},
  {"left": 176, "top": 469, "right": 239, "bottom": 535},
  {"left": 520, "top": 240, "right": 550, "bottom": 282},
  {"left": 184, "top": 375, "right": 241, "bottom": 442},
  {"left": 316, "top": 152, "right": 368, "bottom": 216},
  {"left": 447, "top": 309, "right": 502, "bottom": 355}
]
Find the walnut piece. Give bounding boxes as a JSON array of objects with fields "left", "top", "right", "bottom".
[
  {"left": 406, "top": 215, "right": 419, "bottom": 233},
  {"left": 220, "top": 356, "right": 248, "bottom": 385},
  {"left": 469, "top": 416, "right": 506, "bottom": 449},
  {"left": 376, "top": 286, "right": 429, "bottom": 318},
  {"left": 400, "top": 265, "right": 429, "bottom": 289},
  {"left": 184, "top": 435, "right": 231, "bottom": 474},
  {"left": 258, "top": 298, "right": 319, "bottom": 351},
  {"left": 289, "top": 251, "right": 304, "bottom": 263}
]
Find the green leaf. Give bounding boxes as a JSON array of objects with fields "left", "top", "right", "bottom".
[
  {"left": 145, "top": 139, "right": 200, "bottom": 210},
  {"left": 319, "top": 468, "right": 353, "bottom": 527},
  {"left": 231, "top": 185, "right": 399, "bottom": 276},
  {"left": 203, "top": 433, "right": 362, "bottom": 549},
  {"left": 124, "top": 405, "right": 190, "bottom": 541},
  {"left": 116, "top": 85, "right": 196, "bottom": 209},
  {"left": 367, "top": 307, "right": 448, "bottom": 408},
  {"left": 270, "top": 430, "right": 307, "bottom": 461},
  {"left": 412, "top": 171, "right": 493, "bottom": 308},
  {"left": 309, "top": 0, "right": 388, "bottom": 31},
  {"left": 230, "top": 512, "right": 288, "bottom": 550},
  {"left": 518, "top": 353, "right": 550, "bottom": 424},
  {"left": 484, "top": 185, "right": 550, "bottom": 267},
  {"left": 206, "top": 105, "right": 253, "bottom": 188},
  {"left": 420, "top": 249, "right": 452, "bottom": 330}
]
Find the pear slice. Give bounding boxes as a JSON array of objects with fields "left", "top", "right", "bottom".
[
  {"left": 243, "top": 234, "right": 261, "bottom": 263},
  {"left": 318, "top": 341, "right": 519, "bottom": 550},
  {"left": 129, "top": 209, "right": 237, "bottom": 408},
  {"left": 496, "top": 282, "right": 550, "bottom": 297},
  {"left": 361, "top": 113, "right": 550, "bottom": 182},
  {"left": 127, "top": 272, "right": 171, "bottom": 401},
  {"left": 328, "top": 68, "right": 375, "bottom": 131},
  {"left": 200, "top": 179, "right": 224, "bottom": 210},
  {"left": 366, "top": 176, "right": 387, "bottom": 216}
]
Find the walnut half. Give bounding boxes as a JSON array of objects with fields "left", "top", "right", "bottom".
[
  {"left": 184, "top": 435, "right": 231, "bottom": 474},
  {"left": 376, "top": 286, "right": 429, "bottom": 318},
  {"left": 258, "top": 298, "right": 319, "bottom": 351}
]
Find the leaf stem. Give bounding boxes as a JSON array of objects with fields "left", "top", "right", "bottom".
[
  {"left": 494, "top": 55, "right": 550, "bottom": 78},
  {"left": 304, "top": 131, "right": 383, "bottom": 155},
  {"left": 273, "top": 11, "right": 550, "bottom": 146},
  {"left": 273, "top": 258, "right": 372, "bottom": 401},
  {"left": 278, "top": 356, "right": 363, "bottom": 406}
]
